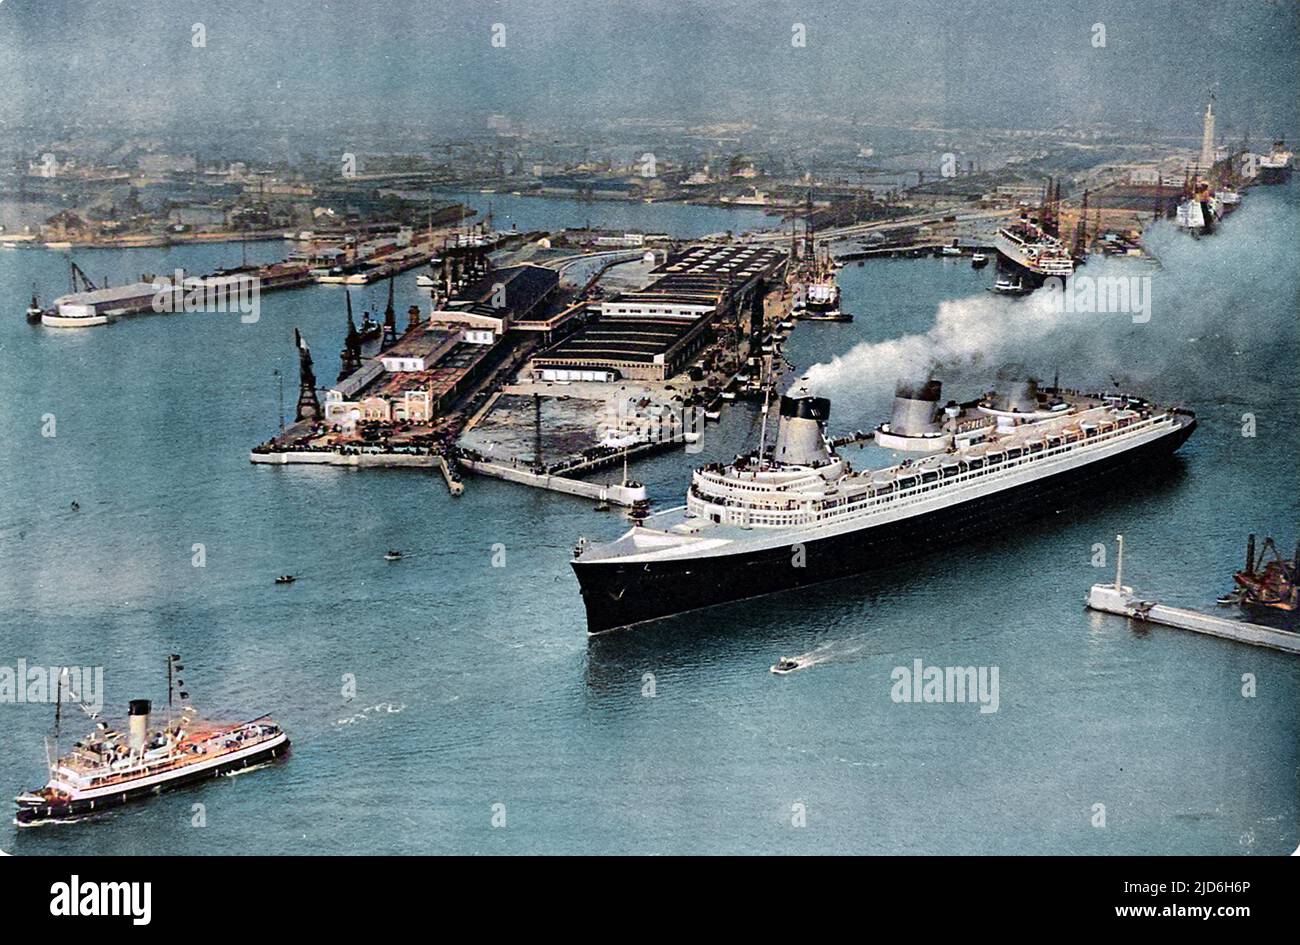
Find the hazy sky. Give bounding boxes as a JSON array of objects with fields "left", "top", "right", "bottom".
[{"left": 1, "top": 0, "right": 1296, "bottom": 140}]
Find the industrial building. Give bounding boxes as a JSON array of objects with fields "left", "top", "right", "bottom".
[
  {"left": 531, "top": 318, "right": 706, "bottom": 382},
  {"left": 428, "top": 262, "right": 560, "bottom": 340},
  {"left": 529, "top": 243, "right": 784, "bottom": 382},
  {"left": 600, "top": 243, "right": 785, "bottom": 320},
  {"left": 322, "top": 327, "right": 499, "bottom": 428}
]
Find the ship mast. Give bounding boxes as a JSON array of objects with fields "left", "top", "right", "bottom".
[
  {"left": 49, "top": 669, "right": 64, "bottom": 779},
  {"left": 757, "top": 357, "right": 773, "bottom": 467}
]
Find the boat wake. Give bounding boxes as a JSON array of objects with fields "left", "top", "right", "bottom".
[
  {"left": 777, "top": 641, "right": 863, "bottom": 671},
  {"left": 13, "top": 814, "right": 93, "bottom": 828},
  {"left": 222, "top": 761, "right": 274, "bottom": 778}
]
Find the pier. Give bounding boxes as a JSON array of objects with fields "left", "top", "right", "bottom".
[
  {"left": 457, "top": 457, "right": 646, "bottom": 507},
  {"left": 439, "top": 455, "right": 465, "bottom": 496},
  {"left": 1086, "top": 536, "right": 1300, "bottom": 655}
]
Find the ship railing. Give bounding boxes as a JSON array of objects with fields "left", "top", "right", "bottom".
[
  {"left": 687, "top": 412, "right": 1175, "bottom": 529},
  {"left": 64, "top": 721, "right": 281, "bottom": 790},
  {"left": 817, "top": 412, "right": 1174, "bottom": 522}
]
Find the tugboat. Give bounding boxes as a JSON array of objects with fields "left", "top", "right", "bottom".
[
  {"left": 770, "top": 656, "right": 801, "bottom": 675},
  {"left": 14, "top": 654, "right": 289, "bottom": 825},
  {"left": 357, "top": 312, "right": 382, "bottom": 344},
  {"left": 25, "top": 288, "right": 44, "bottom": 323},
  {"left": 274, "top": 574, "right": 296, "bottom": 585},
  {"left": 383, "top": 550, "right": 405, "bottom": 561}
]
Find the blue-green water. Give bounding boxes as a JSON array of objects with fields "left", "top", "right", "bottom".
[
  {"left": 0, "top": 193, "right": 1296, "bottom": 855},
  {"left": 433, "top": 189, "right": 778, "bottom": 239}
]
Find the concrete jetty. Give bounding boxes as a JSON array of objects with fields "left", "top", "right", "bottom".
[
  {"left": 1086, "top": 536, "right": 1300, "bottom": 655},
  {"left": 458, "top": 458, "right": 646, "bottom": 507},
  {"left": 439, "top": 455, "right": 465, "bottom": 496}
]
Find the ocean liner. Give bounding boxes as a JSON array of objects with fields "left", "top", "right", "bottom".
[
  {"left": 993, "top": 214, "right": 1075, "bottom": 290},
  {"left": 14, "top": 654, "right": 288, "bottom": 824},
  {"left": 572, "top": 379, "right": 1195, "bottom": 633}
]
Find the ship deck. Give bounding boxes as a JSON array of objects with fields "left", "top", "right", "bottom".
[{"left": 50, "top": 718, "right": 280, "bottom": 791}]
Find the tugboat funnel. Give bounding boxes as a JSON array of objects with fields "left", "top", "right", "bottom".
[{"left": 128, "top": 699, "right": 151, "bottom": 753}]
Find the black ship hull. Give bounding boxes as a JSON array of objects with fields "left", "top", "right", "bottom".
[
  {"left": 994, "top": 254, "right": 1056, "bottom": 290},
  {"left": 14, "top": 738, "right": 289, "bottom": 825},
  {"left": 573, "top": 418, "right": 1195, "bottom": 633},
  {"left": 1258, "top": 165, "right": 1292, "bottom": 186}
]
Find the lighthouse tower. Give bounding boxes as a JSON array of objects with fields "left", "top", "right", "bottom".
[{"left": 1199, "top": 97, "right": 1216, "bottom": 170}]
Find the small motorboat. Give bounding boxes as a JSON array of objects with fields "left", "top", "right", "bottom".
[
  {"left": 770, "top": 657, "right": 801, "bottom": 675},
  {"left": 991, "top": 276, "right": 1029, "bottom": 296},
  {"left": 274, "top": 574, "right": 296, "bottom": 585},
  {"left": 1215, "top": 591, "right": 1242, "bottom": 606},
  {"left": 704, "top": 408, "right": 721, "bottom": 421},
  {"left": 971, "top": 253, "right": 989, "bottom": 269},
  {"left": 593, "top": 501, "right": 610, "bottom": 512},
  {"left": 383, "top": 550, "right": 404, "bottom": 561}
]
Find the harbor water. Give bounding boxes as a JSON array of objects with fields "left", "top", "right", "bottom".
[{"left": 0, "top": 190, "right": 1296, "bottom": 855}]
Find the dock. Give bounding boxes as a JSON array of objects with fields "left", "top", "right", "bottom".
[
  {"left": 458, "top": 458, "right": 646, "bottom": 507},
  {"left": 1085, "top": 536, "right": 1300, "bottom": 655},
  {"left": 1086, "top": 584, "right": 1300, "bottom": 654}
]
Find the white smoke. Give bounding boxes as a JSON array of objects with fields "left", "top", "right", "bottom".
[{"left": 802, "top": 188, "right": 1300, "bottom": 425}]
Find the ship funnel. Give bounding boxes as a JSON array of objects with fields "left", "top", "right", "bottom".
[
  {"left": 128, "top": 699, "right": 151, "bottom": 753},
  {"left": 889, "top": 379, "right": 942, "bottom": 437},
  {"left": 773, "top": 395, "right": 831, "bottom": 466},
  {"left": 998, "top": 378, "right": 1041, "bottom": 413}
]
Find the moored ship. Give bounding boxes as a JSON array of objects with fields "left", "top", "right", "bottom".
[
  {"left": 792, "top": 249, "right": 849, "bottom": 321},
  {"left": 572, "top": 379, "right": 1195, "bottom": 633},
  {"left": 1257, "top": 140, "right": 1294, "bottom": 186},
  {"left": 14, "top": 654, "right": 288, "bottom": 825},
  {"left": 1175, "top": 178, "right": 1222, "bottom": 236},
  {"left": 993, "top": 214, "right": 1075, "bottom": 289}
]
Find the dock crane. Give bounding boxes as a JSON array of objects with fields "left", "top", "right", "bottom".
[{"left": 68, "top": 260, "right": 98, "bottom": 294}]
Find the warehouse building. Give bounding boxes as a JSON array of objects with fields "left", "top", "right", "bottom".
[{"left": 529, "top": 243, "right": 784, "bottom": 382}]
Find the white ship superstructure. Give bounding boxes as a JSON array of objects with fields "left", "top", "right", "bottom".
[
  {"left": 994, "top": 219, "right": 1075, "bottom": 283},
  {"left": 1258, "top": 140, "right": 1294, "bottom": 185},
  {"left": 1175, "top": 178, "right": 1222, "bottom": 236}
]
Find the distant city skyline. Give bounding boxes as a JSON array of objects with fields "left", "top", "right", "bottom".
[{"left": 1, "top": 0, "right": 1297, "bottom": 144}]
